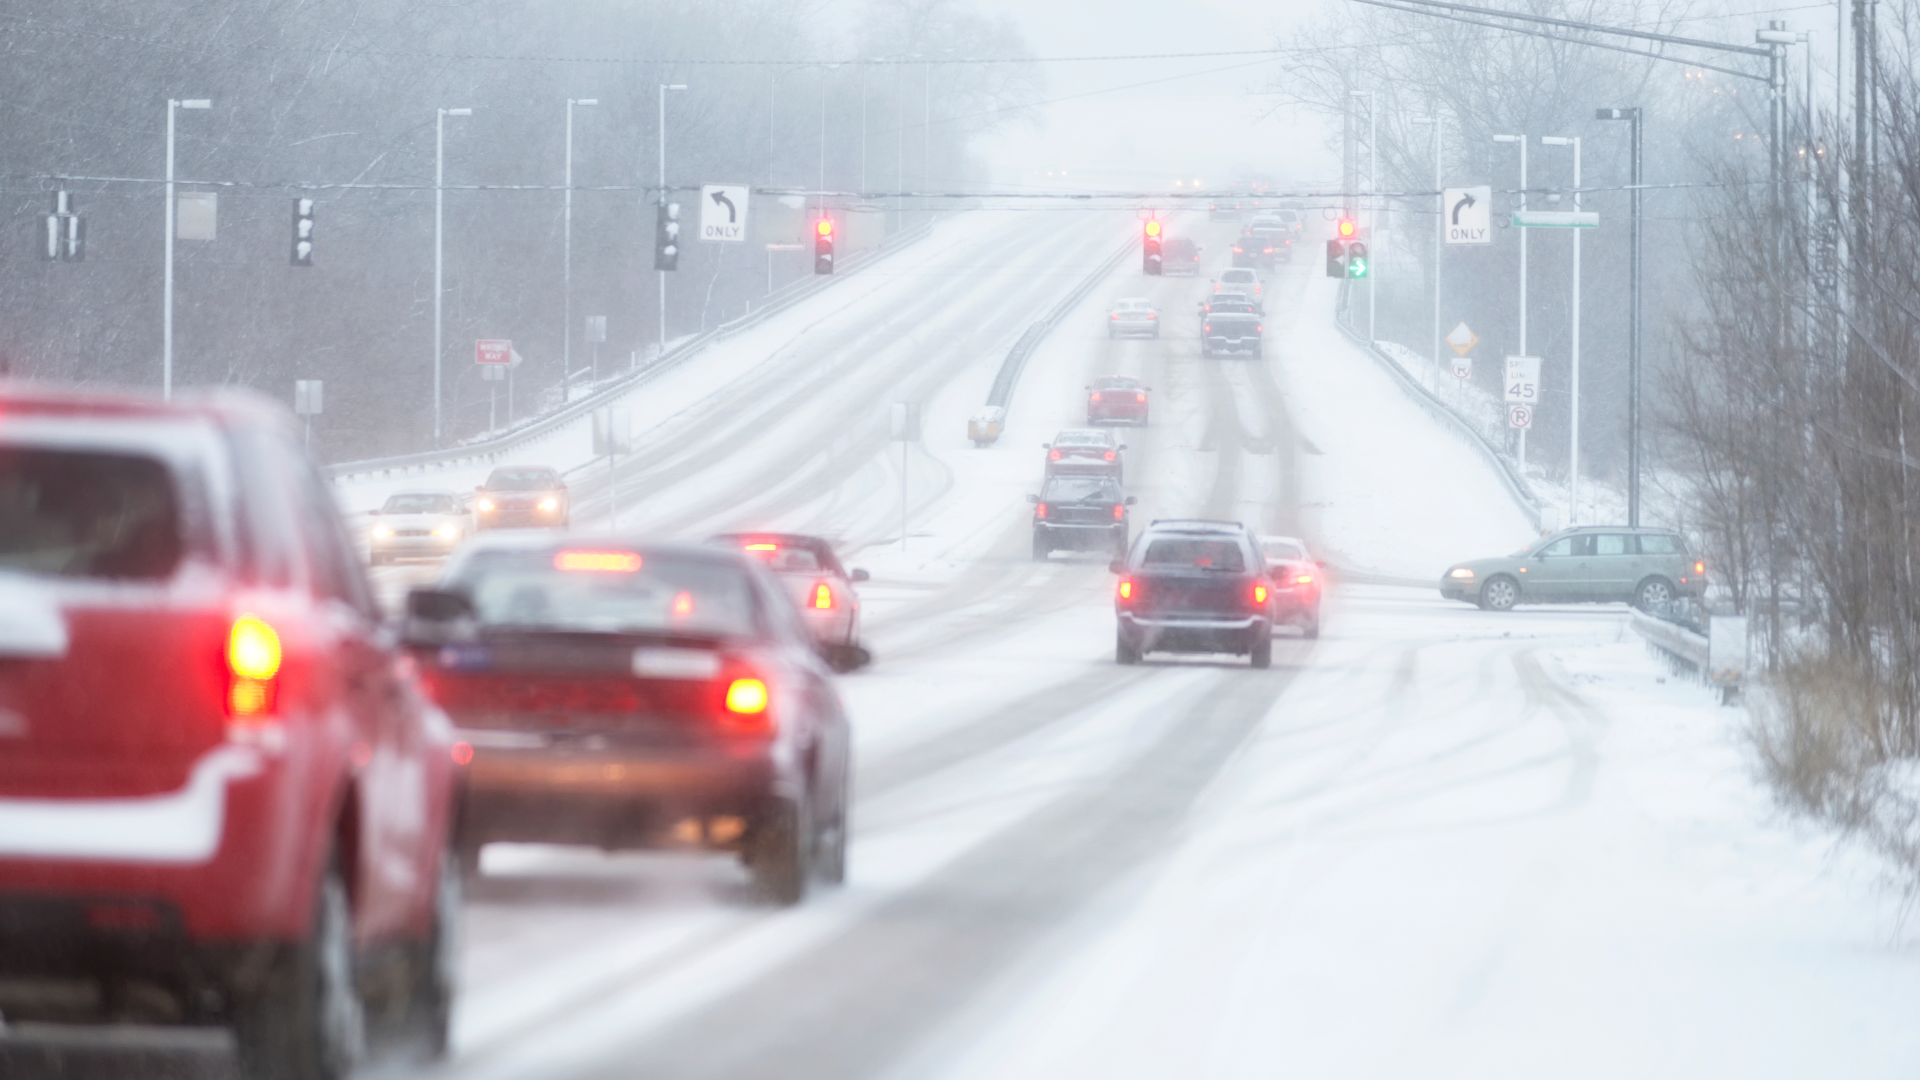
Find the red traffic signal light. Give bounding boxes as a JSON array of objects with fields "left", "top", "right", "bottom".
[
  {"left": 816, "top": 218, "right": 834, "bottom": 237},
  {"left": 814, "top": 216, "right": 835, "bottom": 275},
  {"left": 1337, "top": 218, "right": 1357, "bottom": 238}
]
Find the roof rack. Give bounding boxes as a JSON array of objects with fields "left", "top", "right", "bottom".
[{"left": 1146, "top": 519, "right": 1247, "bottom": 531}]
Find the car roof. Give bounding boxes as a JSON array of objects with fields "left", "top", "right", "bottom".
[
  {"left": 710, "top": 531, "right": 837, "bottom": 554},
  {"left": 0, "top": 380, "right": 293, "bottom": 435},
  {"left": 1053, "top": 428, "right": 1114, "bottom": 444},
  {"left": 1145, "top": 519, "right": 1248, "bottom": 534},
  {"left": 387, "top": 489, "right": 463, "bottom": 499},
  {"left": 1094, "top": 375, "right": 1140, "bottom": 386}
]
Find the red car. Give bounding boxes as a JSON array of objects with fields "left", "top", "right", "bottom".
[
  {"left": 1086, "top": 376, "right": 1150, "bottom": 425},
  {"left": 0, "top": 385, "right": 460, "bottom": 1078},
  {"left": 1260, "top": 535, "right": 1323, "bottom": 638},
  {"left": 714, "top": 533, "right": 871, "bottom": 672}
]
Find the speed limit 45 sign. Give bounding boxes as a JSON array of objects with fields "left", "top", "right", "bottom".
[{"left": 1504, "top": 355, "right": 1541, "bottom": 404}]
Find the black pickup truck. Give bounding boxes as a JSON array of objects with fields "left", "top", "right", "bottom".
[
  {"left": 1113, "top": 520, "right": 1274, "bottom": 667},
  {"left": 1201, "top": 312, "right": 1263, "bottom": 359}
]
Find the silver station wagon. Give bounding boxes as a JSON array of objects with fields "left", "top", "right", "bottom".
[{"left": 1440, "top": 526, "right": 1706, "bottom": 612}]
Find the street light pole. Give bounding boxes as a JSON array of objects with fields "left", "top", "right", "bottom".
[
  {"left": 1414, "top": 115, "right": 1443, "bottom": 369},
  {"left": 658, "top": 83, "right": 688, "bottom": 358},
  {"left": 434, "top": 107, "right": 472, "bottom": 449},
  {"left": 1544, "top": 134, "right": 1583, "bottom": 525},
  {"left": 1597, "top": 108, "right": 1642, "bottom": 526},
  {"left": 564, "top": 98, "right": 598, "bottom": 398},
  {"left": 1494, "top": 132, "right": 1529, "bottom": 470},
  {"left": 163, "top": 98, "right": 210, "bottom": 401},
  {"left": 1352, "top": 90, "right": 1376, "bottom": 342}
]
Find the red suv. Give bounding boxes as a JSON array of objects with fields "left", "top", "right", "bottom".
[{"left": 0, "top": 385, "right": 460, "bottom": 1079}]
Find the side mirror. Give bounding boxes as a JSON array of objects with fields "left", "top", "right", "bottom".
[
  {"left": 1025, "top": 493, "right": 1040, "bottom": 504},
  {"left": 1109, "top": 559, "right": 1127, "bottom": 574},
  {"left": 1041, "top": 443, "right": 1050, "bottom": 449},
  {"left": 402, "top": 588, "right": 477, "bottom": 646},
  {"left": 474, "top": 485, "right": 485, "bottom": 493},
  {"left": 1118, "top": 444, "right": 1129, "bottom": 451},
  {"left": 827, "top": 643, "right": 873, "bottom": 673},
  {"left": 368, "top": 508, "right": 381, "bottom": 516},
  {"left": 850, "top": 568, "right": 870, "bottom": 583},
  {"left": 1125, "top": 496, "right": 1138, "bottom": 506}
]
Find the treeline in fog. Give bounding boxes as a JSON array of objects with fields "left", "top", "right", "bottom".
[{"left": 0, "top": 0, "right": 1041, "bottom": 460}]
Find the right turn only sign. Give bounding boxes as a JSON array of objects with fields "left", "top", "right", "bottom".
[{"left": 1445, "top": 185, "right": 1492, "bottom": 244}]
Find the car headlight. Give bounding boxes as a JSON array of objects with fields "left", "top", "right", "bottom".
[
  {"left": 371, "top": 524, "right": 394, "bottom": 540},
  {"left": 537, "top": 496, "right": 560, "bottom": 513},
  {"left": 433, "top": 522, "right": 460, "bottom": 541},
  {"left": 1448, "top": 567, "right": 1475, "bottom": 579},
  {"left": 476, "top": 498, "right": 495, "bottom": 513}
]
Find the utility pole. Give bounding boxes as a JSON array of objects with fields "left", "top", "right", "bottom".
[
  {"left": 1352, "top": 90, "right": 1377, "bottom": 342},
  {"left": 1494, "top": 133, "right": 1528, "bottom": 470},
  {"left": 162, "top": 98, "right": 210, "bottom": 400},
  {"left": 1598, "top": 108, "right": 1643, "bottom": 527},
  {"left": 434, "top": 106, "right": 471, "bottom": 448},
  {"left": 564, "top": 98, "right": 597, "bottom": 393},
  {"left": 1544, "top": 135, "right": 1582, "bottom": 525},
  {"left": 659, "top": 83, "right": 688, "bottom": 357}
]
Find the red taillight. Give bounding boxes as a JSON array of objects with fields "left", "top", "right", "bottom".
[
  {"left": 1112, "top": 504, "right": 1124, "bottom": 520},
  {"left": 672, "top": 591, "right": 695, "bottom": 617},
  {"left": 1147, "top": 313, "right": 1157, "bottom": 319},
  {"left": 1049, "top": 449, "right": 1062, "bottom": 461},
  {"left": 555, "top": 550, "right": 641, "bottom": 573},
  {"left": 1103, "top": 450, "right": 1116, "bottom": 461},
  {"left": 1118, "top": 578, "right": 1134, "bottom": 601},
  {"left": 1135, "top": 392, "right": 1146, "bottom": 403},
  {"left": 227, "top": 615, "right": 281, "bottom": 718},
  {"left": 1695, "top": 560, "right": 1706, "bottom": 575},
  {"left": 813, "top": 582, "right": 834, "bottom": 609},
  {"left": 1091, "top": 392, "right": 1103, "bottom": 402},
  {"left": 1204, "top": 323, "right": 1212, "bottom": 333},
  {"left": 1256, "top": 324, "right": 1264, "bottom": 333},
  {"left": 1036, "top": 502, "right": 1048, "bottom": 519},
  {"left": 1296, "top": 573, "right": 1315, "bottom": 585},
  {"left": 451, "top": 742, "right": 474, "bottom": 766},
  {"left": 1253, "top": 584, "right": 1269, "bottom": 605},
  {"left": 1110, "top": 313, "right": 1120, "bottom": 320},
  {"left": 719, "top": 677, "right": 774, "bottom": 736}
]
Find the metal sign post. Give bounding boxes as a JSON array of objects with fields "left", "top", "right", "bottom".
[
  {"left": 585, "top": 316, "right": 607, "bottom": 385},
  {"left": 891, "top": 402, "right": 919, "bottom": 552},
  {"left": 1504, "top": 356, "right": 1541, "bottom": 470},
  {"left": 593, "top": 406, "right": 633, "bottom": 529}
]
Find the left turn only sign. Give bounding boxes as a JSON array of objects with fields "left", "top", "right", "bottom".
[{"left": 700, "top": 184, "right": 749, "bottom": 242}]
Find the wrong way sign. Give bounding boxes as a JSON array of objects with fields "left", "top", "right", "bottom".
[
  {"left": 1445, "top": 185, "right": 1492, "bottom": 244},
  {"left": 700, "top": 184, "right": 749, "bottom": 242},
  {"left": 475, "top": 339, "right": 512, "bottom": 365}
]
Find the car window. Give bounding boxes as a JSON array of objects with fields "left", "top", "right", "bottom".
[
  {"left": 453, "top": 549, "right": 759, "bottom": 638},
  {"left": 289, "top": 446, "right": 377, "bottom": 617},
  {"left": 1539, "top": 537, "right": 1575, "bottom": 558},
  {"left": 484, "top": 468, "right": 560, "bottom": 491},
  {"left": 1143, "top": 538, "right": 1246, "bottom": 572},
  {"left": 760, "top": 547, "right": 822, "bottom": 572},
  {"left": 1262, "top": 539, "right": 1307, "bottom": 562},
  {"left": 1596, "top": 534, "right": 1631, "bottom": 556},
  {"left": 1638, "top": 533, "right": 1683, "bottom": 555},
  {"left": 1042, "top": 477, "right": 1122, "bottom": 503},
  {"left": 385, "top": 493, "right": 457, "bottom": 515},
  {"left": 1055, "top": 431, "right": 1108, "bottom": 446},
  {"left": 0, "top": 447, "right": 184, "bottom": 580}
]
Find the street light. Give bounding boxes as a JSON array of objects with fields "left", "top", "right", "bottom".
[
  {"left": 1350, "top": 90, "right": 1377, "bottom": 343},
  {"left": 434, "top": 107, "right": 472, "bottom": 449},
  {"left": 1595, "top": 108, "right": 1641, "bottom": 526},
  {"left": 1413, "top": 114, "right": 1443, "bottom": 371},
  {"left": 1493, "top": 133, "right": 1529, "bottom": 471},
  {"left": 564, "top": 98, "right": 598, "bottom": 406},
  {"left": 658, "top": 84, "right": 688, "bottom": 357},
  {"left": 1542, "top": 134, "right": 1583, "bottom": 526},
  {"left": 163, "top": 98, "right": 211, "bottom": 401}
]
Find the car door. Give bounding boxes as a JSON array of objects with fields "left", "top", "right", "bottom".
[
  {"left": 1590, "top": 533, "right": 1640, "bottom": 601},
  {"left": 1527, "top": 534, "right": 1594, "bottom": 601}
]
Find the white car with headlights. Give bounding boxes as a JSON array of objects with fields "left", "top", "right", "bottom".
[{"left": 369, "top": 490, "right": 472, "bottom": 564}]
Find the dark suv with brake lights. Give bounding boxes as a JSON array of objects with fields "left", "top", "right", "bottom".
[
  {"left": 1113, "top": 520, "right": 1275, "bottom": 667},
  {"left": 406, "top": 537, "right": 851, "bottom": 906},
  {"left": 0, "top": 385, "right": 461, "bottom": 1077},
  {"left": 474, "top": 465, "right": 569, "bottom": 530},
  {"left": 1030, "top": 476, "right": 1136, "bottom": 560}
]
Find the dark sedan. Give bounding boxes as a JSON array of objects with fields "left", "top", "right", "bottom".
[
  {"left": 1030, "top": 475, "right": 1136, "bottom": 560},
  {"left": 406, "top": 537, "right": 851, "bottom": 905}
]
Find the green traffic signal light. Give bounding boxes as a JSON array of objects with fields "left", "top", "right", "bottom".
[{"left": 1345, "top": 241, "right": 1369, "bottom": 278}]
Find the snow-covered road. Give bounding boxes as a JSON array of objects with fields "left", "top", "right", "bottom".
[{"left": 34, "top": 213, "right": 1916, "bottom": 1079}]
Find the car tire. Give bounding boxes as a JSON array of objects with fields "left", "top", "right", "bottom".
[
  {"left": 1250, "top": 633, "right": 1273, "bottom": 669},
  {"left": 1116, "top": 630, "right": 1141, "bottom": 665},
  {"left": 747, "top": 796, "right": 810, "bottom": 907},
  {"left": 234, "top": 857, "right": 365, "bottom": 1080},
  {"left": 812, "top": 783, "right": 848, "bottom": 886},
  {"left": 408, "top": 848, "right": 461, "bottom": 1060},
  {"left": 1478, "top": 575, "right": 1520, "bottom": 612},
  {"left": 1032, "top": 533, "right": 1050, "bottom": 562},
  {"left": 1635, "top": 577, "right": 1676, "bottom": 612}
]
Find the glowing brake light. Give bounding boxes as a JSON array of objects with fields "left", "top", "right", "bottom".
[
  {"left": 1135, "top": 392, "right": 1147, "bottom": 403},
  {"left": 1090, "top": 392, "right": 1103, "bottom": 402},
  {"left": 1695, "top": 560, "right": 1706, "bottom": 575},
  {"left": 813, "top": 582, "right": 834, "bottom": 609},
  {"left": 720, "top": 678, "right": 772, "bottom": 736},
  {"left": 1112, "top": 503, "right": 1124, "bottom": 520},
  {"left": 1103, "top": 450, "right": 1115, "bottom": 461},
  {"left": 556, "top": 550, "right": 641, "bottom": 572},
  {"left": 1204, "top": 323, "right": 1212, "bottom": 333},
  {"left": 1253, "top": 584, "right": 1269, "bottom": 605},
  {"left": 227, "top": 615, "right": 282, "bottom": 718},
  {"left": 1048, "top": 449, "right": 1062, "bottom": 461},
  {"left": 1296, "top": 573, "right": 1315, "bottom": 585},
  {"left": 1036, "top": 502, "right": 1048, "bottom": 519},
  {"left": 1118, "top": 578, "right": 1134, "bottom": 601},
  {"left": 745, "top": 542, "right": 778, "bottom": 551}
]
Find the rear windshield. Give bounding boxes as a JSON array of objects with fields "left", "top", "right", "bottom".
[
  {"left": 484, "top": 468, "right": 560, "bottom": 491},
  {"left": 450, "top": 549, "right": 758, "bottom": 637},
  {"left": 384, "top": 493, "right": 459, "bottom": 515},
  {"left": 1095, "top": 378, "right": 1139, "bottom": 390},
  {"left": 1262, "top": 539, "right": 1307, "bottom": 562},
  {"left": 1222, "top": 270, "right": 1256, "bottom": 282},
  {"left": 1054, "top": 431, "right": 1108, "bottom": 447},
  {"left": 1144, "top": 538, "right": 1247, "bottom": 572},
  {"left": 1042, "top": 477, "right": 1122, "bottom": 503},
  {"left": 0, "top": 448, "right": 182, "bottom": 580},
  {"left": 746, "top": 545, "right": 821, "bottom": 572}
]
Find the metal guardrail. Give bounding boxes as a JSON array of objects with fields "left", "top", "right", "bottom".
[
  {"left": 1330, "top": 296, "right": 1543, "bottom": 531},
  {"left": 986, "top": 236, "right": 1136, "bottom": 410},
  {"left": 327, "top": 218, "right": 936, "bottom": 483},
  {"left": 1630, "top": 606, "right": 1746, "bottom": 703}
]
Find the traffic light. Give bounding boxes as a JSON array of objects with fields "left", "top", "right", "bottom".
[
  {"left": 814, "top": 217, "right": 835, "bottom": 274},
  {"left": 290, "top": 197, "right": 315, "bottom": 267},
  {"left": 1337, "top": 217, "right": 1357, "bottom": 240},
  {"left": 1325, "top": 239, "right": 1347, "bottom": 278},
  {"left": 42, "top": 190, "right": 82, "bottom": 262},
  {"left": 1143, "top": 218, "right": 1162, "bottom": 275},
  {"left": 1345, "top": 241, "right": 1369, "bottom": 278},
  {"left": 654, "top": 202, "right": 681, "bottom": 271}
]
